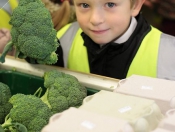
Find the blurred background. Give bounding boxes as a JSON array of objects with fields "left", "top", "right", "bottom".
[{"left": 142, "top": 0, "right": 175, "bottom": 36}]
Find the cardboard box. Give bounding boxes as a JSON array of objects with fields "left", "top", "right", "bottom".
[
  {"left": 114, "top": 75, "right": 175, "bottom": 114},
  {"left": 42, "top": 107, "right": 134, "bottom": 132},
  {"left": 159, "top": 109, "right": 175, "bottom": 131},
  {"left": 79, "top": 90, "right": 164, "bottom": 132}
]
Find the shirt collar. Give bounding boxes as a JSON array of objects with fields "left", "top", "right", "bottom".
[{"left": 114, "top": 17, "right": 137, "bottom": 44}]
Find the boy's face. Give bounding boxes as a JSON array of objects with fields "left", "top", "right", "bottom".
[{"left": 74, "top": 0, "right": 141, "bottom": 44}]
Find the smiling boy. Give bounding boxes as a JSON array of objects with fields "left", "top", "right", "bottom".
[
  {"left": 75, "top": 0, "right": 142, "bottom": 44},
  {"left": 57, "top": 0, "right": 175, "bottom": 80}
]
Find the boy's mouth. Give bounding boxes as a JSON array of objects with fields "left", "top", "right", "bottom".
[{"left": 90, "top": 29, "right": 109, "bottom": 34}]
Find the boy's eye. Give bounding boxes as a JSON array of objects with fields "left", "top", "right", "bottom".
[
  {"left": 106, "top": 2, "right": 116, "bottom": 8},
  {"left": 81, "top": 3, "right": 89, "bottom": 8}
]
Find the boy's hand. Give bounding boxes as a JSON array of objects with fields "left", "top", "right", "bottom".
[
  {"left": 144, "top": 0, "right": 175, "bottom": 19},
  {"left": 0, "top": 28, "right": 11, "bottom": 50},
  {"left": 0, "top": 28, "right": 15, "bottom": 56}
]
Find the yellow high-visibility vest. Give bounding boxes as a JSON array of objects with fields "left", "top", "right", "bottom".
[
  {"left": 0, "top": 0, "right": 18, "bottom": 29},
  {"left": 58, "top": 24, "right": 161, "bottom": 78}
]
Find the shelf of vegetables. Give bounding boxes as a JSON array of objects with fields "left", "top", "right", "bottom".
[{"left": 0, "top": 55, "right": 119, "bottom": 131}]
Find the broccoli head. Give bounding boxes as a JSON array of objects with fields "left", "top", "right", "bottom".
[
  {"left": 40, "top": 70, "right": 87, "bottom": 114},
  {"left": 0, "top": 82, "right": 12, "bottom": 124},
  {"left": 0, "top": 0, "right": 59, "bottom": 64},
  {"left": 1, "top": 93, "right": 52, "bottom": 132}
]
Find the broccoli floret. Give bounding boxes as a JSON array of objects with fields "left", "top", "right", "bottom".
[
  {"left": 40, "top": 70, "right": 87, "bottom": 114},
  {"left": 1, "top": 93, "right": 52, "bottom": 132},
  {"left": 37, "top": 52, "right": 58, "bottom": 64},
  {"left": 27, "top": 117, "right": 48, "bottom": 131},
  {"left": 0, "top": 125, "right": 4, "bottom": 132},
  {"left": 18, "top": 22, "right": 36, "bottom": 36},
  {"left": 0, "top": 0, "right": 59, "bottom": 64},
  {"left": 9, "top": 6, "right": 26, "bottom": 27},
  {"left": 0, "top": 82, "right": 12, "bottom": 124}
]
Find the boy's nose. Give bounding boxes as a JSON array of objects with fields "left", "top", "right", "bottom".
[{"left": 90, "top": 9, "right": 104, "bottom": 26}]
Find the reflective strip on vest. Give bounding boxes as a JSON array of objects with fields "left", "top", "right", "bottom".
[
  {"left": 57, "top": 22, "right": 89, "bottom": 73},
  {"left": 57, "top": 23, "right": 74, "bottom": 67},
  {"left": 157, "top": 33, "right": 175, "bottom": 80}
]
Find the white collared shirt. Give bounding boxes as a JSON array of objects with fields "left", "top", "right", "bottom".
[{"left": 114, "top": 17, "right": 137, "bottom": 44}]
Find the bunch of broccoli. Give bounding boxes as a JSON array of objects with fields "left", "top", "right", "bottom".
[
  {"left": 40, "top": 70, "right": 87, "bottom": 114},
  {"left": 0, "top": 0, "right": 59, "bottom": 64},
  {"left": 0, "top": 82, "right": 12, "bottom": 124},
  {"left": 0, "top": 70, "right": 88, "bottom": 131},
  {"left": 1, "top": 93, "right": 53, "bottom": 132}
]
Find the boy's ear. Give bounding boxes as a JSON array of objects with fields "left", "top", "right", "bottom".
[{"left": 131, "top": 0, "right": 145, "bottom": 16}]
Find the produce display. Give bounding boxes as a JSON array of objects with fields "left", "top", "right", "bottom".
[
  {"left": 0, "top": 0, "right": 59, "bottom": 64},
  {"left": 0, "top": 70, "right": 87, "bottom": 132}
]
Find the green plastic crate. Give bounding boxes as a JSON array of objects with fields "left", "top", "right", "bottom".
[{"left": 0, "top": 70, "right": 99, "bottom": 96}]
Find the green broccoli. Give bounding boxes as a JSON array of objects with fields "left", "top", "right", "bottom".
[
  {"left": 1, "top": 93, "right": 52, "bottom": 132},
  {"left": 0, "top": 82, "right": 12, "bottom": 124},
  {"left": 2, "top": 120, "right": 28, "bottom": 132},
  {"left": 0, "top": 0, "right": 59, "bottom": 64},
  {"left": 0, "top": 125, "right": 4, "bottom": 132},
  {"left": 40, "top": 70, "right": 87, "bottom": 114}
]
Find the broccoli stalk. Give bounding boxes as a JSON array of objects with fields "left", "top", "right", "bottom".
[
  {"left": 0, "top": 41, "right": 13, "bottom": 63},
  {"left": 40, "top": 86, "right": 69, "bottom": 114},
  {"left": 40, "top": 89, "right": 52, "bottom": 109},
  {"left": 1, "top": 115, "right": 27, "bottom": 132},
  {"left": 34, "top": 87, "right": 52, "bottom": 109},
  {"left": 33, "top": 87, "right": 43, "bottom": 98},
  {"left": 0, "top": 125, "right": 5, "bottom": 132}
]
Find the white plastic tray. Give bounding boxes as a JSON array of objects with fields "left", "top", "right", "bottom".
[{"left": 0, "top": 55, "right": 119, "bottom": 91}]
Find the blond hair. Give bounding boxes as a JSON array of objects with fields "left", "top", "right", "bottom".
[{"left": 131, "top": 0, "right": 136, "bottom": 8}]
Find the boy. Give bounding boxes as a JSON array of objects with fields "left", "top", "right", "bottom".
[
  {"left": 0, "top": 28, "right": 14, "bottom": 55},
  {"left": 56, "top": 0, "right": 175, "bottom": 80}
]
